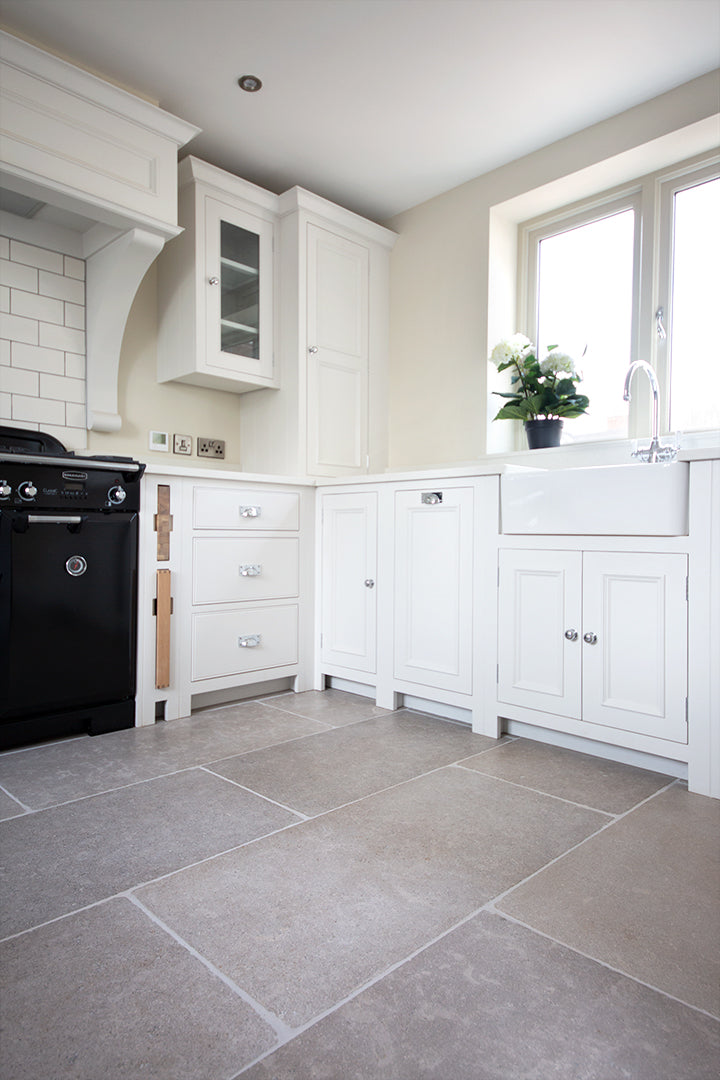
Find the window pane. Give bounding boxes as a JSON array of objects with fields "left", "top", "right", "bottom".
[
  {"left": 537, "top": 209, "right": 635, "bottom": 439},
  {"left": 669, "top": 177, "right": 720, "bottom": 432}
]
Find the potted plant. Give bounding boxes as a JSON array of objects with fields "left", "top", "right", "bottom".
[{"left": 489, "top": 334, "right": 589, "bottom": 448}]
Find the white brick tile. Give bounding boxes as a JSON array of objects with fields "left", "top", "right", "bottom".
[
  {"left": 65, "top": 352, "right": 85, "bottom": 379},
  {"left": 38, "top": 269, "right": 84, "bottom": 304},
  {"left": 0, "top": 237, "right": 9, "bottom": 260},
  {"left": 11, "top": 341, "right": 65, "bottom": 375},
  {"left": 65, "top": 402, "right": 87, "bottom": 429},
  {"left": 1, "top": 259, "right": 38, "bottom": 292},
  {"left": 9, "top": 240, "right": 63, "bottom": 274},
  {"left": 11, "top": 289, "right": 64, "bottom": 325},
  {"left": 0, "top": 286, "right": 8, "bottom": 313},
  {"left": 0, "top": 366, "right": 39, "bottom": 396},
  {"left": 11, "top": 394, "right": 65, "bottom": 425},
  {"left": 0, "top": 340, "right": 9, "bottom": 366},
  {"left": 64, "top": 256, "right": 85, "bottom": 281},
  {"left": 0, "top": 392, "right": 11, "bottom": 419},
  {"left": 43, "top": 423, "right": 86, "bottom": 451},
  {"left": 38, "top": 322, "right": 85, "bottom": 353},
  {"left": 40, "top": 372, "right": 85, "bottom": 404},
  {"left": 64, "top": 302, "right": 85, "bottom": 330},
  {"left": 0, "top": 312, "right": 38, "bottom": 345}
]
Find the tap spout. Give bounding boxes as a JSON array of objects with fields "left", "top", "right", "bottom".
[{"left": 623, "top": 360, "right": 661, "bottom": 462}]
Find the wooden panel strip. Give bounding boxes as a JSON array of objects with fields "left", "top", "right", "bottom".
[
  {"left": 155, "top": 568, "right": 172, "bottom": 689},
  {"left": 154, "top": 484, "right": 172, "bottom": 561}
]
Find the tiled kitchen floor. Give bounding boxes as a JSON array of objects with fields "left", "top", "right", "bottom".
[{"left": 0, "top": 690, "right": 718, "bottom": 1079}]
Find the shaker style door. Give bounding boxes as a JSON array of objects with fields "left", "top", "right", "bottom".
[
  {"left": 320, "top": 492, "right": 377, "bottom": 674},
  {"left": 306, "top": 224, "right": 369, "bottom": 476}
]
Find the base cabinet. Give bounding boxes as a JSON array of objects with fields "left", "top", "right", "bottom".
[
  {"left": 320, "top": 492, "right": 377, "bottom": 674},
  {"left": 498, "top": 548, "right": 688, "bottom": 744}
]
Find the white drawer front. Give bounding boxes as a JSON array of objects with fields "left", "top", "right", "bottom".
[
  {"left": 193, "top": 488, "right": 300, "bottom": 530},
  {"left": 192, "top": 605, "right": 298, "bottom": 681},
  {"left": 193, "top": 537, "right": 299, "bottom": 604}
]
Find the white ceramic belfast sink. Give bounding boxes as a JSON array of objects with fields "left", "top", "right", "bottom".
[{"left": 501, "top": 461, "right": 689, "bottom": 535}]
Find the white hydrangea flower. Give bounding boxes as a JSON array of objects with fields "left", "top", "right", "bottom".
[
  {"left": 540, "top": 350, "right": 576, "bottom": 376},
  {"left": 489, "top": 333, "right": 534, "bottom": 367}
]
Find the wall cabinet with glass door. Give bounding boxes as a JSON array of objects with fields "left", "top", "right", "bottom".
[{"left": 157, "top": 157, "right": 277, "bottom": 393}]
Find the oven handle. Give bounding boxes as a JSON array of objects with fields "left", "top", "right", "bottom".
[{"left": 27, "top": 515, "right": 84, "bottom": 525}]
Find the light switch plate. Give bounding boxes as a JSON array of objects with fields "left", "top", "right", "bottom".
[{"left": 173, "top": 433, "right": 192, "bottom": 455}]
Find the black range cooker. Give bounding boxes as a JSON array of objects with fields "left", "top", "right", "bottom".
[{"left": 0, "top": 426, "right": 146, "bottom": 750}]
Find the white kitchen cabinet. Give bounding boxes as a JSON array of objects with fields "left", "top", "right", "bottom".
[
  {"left": 238, "top": 188, "right": 396, "bottom": 477},
  {"left": 393, "top": 487, "right": 474, "bottom": 694},
  {"left": 320, "top": 491, "right": 377, "bottom": 675},
  {"left": 498, "top": 548, "right": 688, "bottom": 743},
  {"left": 157, "top": 157, "right": 277, "bottom": 393}
]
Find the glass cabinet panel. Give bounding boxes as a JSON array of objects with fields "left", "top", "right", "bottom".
[{"left": 220, "top": 221, "right": 260, "bottom": 358}]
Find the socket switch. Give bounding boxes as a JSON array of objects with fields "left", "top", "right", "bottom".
[{"left": 197, "top": 437, "right": 225, "bottom": 459}]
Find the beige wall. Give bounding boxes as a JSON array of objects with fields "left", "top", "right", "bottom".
[{"left": 385, "top": 70, "right": 720, "bottom": 469}]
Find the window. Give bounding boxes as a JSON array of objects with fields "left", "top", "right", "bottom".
[{"left": 520, "top": 154, "right": 720, "bottom": 444}]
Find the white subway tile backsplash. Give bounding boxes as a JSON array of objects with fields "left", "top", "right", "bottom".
[
  {"left": 0, "top": 238, "right": 9, "bottom": 260},
  {"left": 9, "top": 240, "right": 63, "bottom": 274},
  {"left": 11, "top": 341, "right": 65, "bottom": 375},
  {"left": 0, "top": 366, "right": 39, "bottom": 396},
  {"left": 0, "top": 340, "right": 10, "bottom": 366},
  {"left": 64, "top": 256, "right": 85, "bottom": 281},
  {"left": 0, "top": 287, "right": 8, "bottom": 314},
  {"left": 1, "top": 259, "right": 38, "bottom": 292},
  {"left": 40, "top": 372, "right": 85, "bottom": 404},
  {"left": 0, "top": 392, "right": 11, "bottom": 417},
  {"left": 64, "top": 302, "right": 85, "bottom": 330},
  {"left": 0, "top": 312, "right": 39, "bottom": 346},
  {"left": 65, "top": 402, "right": 87, "bottom": 429},
  {"left": 11, "top": 289, "right": 65, "bottom": 325},
  {"left": 11, "top": 394, "right": 65, "bottom": 426},
  {"left": 38, "top": 269, "right": 84, "bottom": 304},
  {"left": 65, "top": 352, "right": 85, "bottom": 379},
  {"left": 38, "top": 322, "right": 85, "bottom": 354}
]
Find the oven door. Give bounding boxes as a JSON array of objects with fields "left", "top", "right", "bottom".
[{"left": 0, "top": 510, "right": 139, "bottom": 721}]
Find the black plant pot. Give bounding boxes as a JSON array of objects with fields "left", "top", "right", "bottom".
[{"left": 524, "top": 418, "right": 563, "bottom": 449}]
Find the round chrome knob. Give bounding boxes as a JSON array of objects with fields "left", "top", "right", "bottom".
[
  {"left": 0, "top": 480, "right": 11, "bottom": 498},
  {"left": 364, "top": 579, "right": 375, "bottom": 588},
  {"left": 18, "top": 481, "right": 37, "bottom": 500},
  {"left": 583, "top": 632, "right": 598, "bottom": 645},
  {"left": 107, "top": 485, "right": 126, "bottom": 505},
  {"left": 564, "top": 629, "right": 578, "bottom": 641},
  {"left": 208, "top": 276, "right": 220, "bottom": 285},
  {"left": 308, "top": 345, "right": 319, "bottom": 354}
]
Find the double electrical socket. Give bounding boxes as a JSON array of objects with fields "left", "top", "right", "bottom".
[{"left": 197, "top": 437, "right": 225, "bottom": 459}]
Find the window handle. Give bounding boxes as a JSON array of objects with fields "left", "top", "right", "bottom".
[{"left": 656, "top": 307, "right": 667, "bottom": 341}]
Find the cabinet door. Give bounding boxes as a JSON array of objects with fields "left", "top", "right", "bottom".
[
  {"left": 306, "top": 224, "right": 369, "bottom": 476},
  {"left": 582, "top": 552, "right": 688, "bottom": 742},
  {"left": 393, "top": 488, "right": 473, "bottom": 693},
  {"left": 204, "top": 195, "right": 274, "bottom": 382},
  {"left": 498, "top": 549, "right": 583, "bottom": 718},
  {"left": 321, "top": 492, "right": 377, "bottom": 674}
]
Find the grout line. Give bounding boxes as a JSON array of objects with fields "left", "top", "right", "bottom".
[
  {"left": 487, "top": 907, "right": 720, "bottom": 1022},
  {"left": 127, "top": 894, "right": 295, "bottom": 1041},
  {"left": 451, "top": 762, "right": 619, "bottom": 817},
  {"left": 199, "top": 766, "right": 310, "bottom": 820},
  {"left": 0, "top": 783, "right": 33, "bottom": 814}
]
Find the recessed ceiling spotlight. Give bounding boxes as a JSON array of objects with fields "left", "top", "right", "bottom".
[{"left": 238, "top": 75, "right": 262, "bottom": 93}]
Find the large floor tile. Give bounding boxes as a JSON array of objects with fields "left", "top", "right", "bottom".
[
  {"left": 259, "top": 688, "right": 392, "bottom": 726},
  {"left": 460, "top": 737, "right": 673, "bottom": 813},
  {"left": 0, "top": 786, "right": 26, "bottom": 820},
  {"left": 0, "top": 702, "right": 325, "bottom": 810},
  {"left": 0, "top": 898, "right": 276, "bottom": 1080},
  {"left": 243, "top": 911, "right": 720, "bottom": 1080},
  {"left": 0, "top": 768, "right": 298, "bottom": 937},
  {"left": 498, "top": 784, "right": 720, "bottom": 1016},
  {"left": 208, "top": 711, "right": 498, "bottom": 815},
  {"left": 137, "top": 767, "right": 605, "bottom": 1027}
]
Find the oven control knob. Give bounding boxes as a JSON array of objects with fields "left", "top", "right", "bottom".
[
  {"left": 107, "top": 485, "right": 127, "bottom": 505},
  {"left": 0, "top": 480, "right": 10, "bottom": 498},
  {"left": 18, "top": 481, "right": 37, "bottom": 500}
]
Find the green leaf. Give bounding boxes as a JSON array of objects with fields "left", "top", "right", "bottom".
[{"left": 493, "top": 404, "right": 529, "bottom": 421}]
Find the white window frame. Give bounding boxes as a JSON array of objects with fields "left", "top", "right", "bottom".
[{"left": 517, "top": 151, "right": 720, "bottom": 444}]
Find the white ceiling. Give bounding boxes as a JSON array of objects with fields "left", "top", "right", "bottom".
[{"left": 1, "top": 0, "right": 718, "bottom": 222}]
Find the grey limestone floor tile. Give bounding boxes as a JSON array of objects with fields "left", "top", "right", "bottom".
[
  {"left": 0, "top": 786, "right": 26, "bottom": 820},
  {"left": 243, "top": 911, "right": 720, "bottom": 1080},
  {"left": 258, "top": 688, "right": 392, "bottom": 726},
  {"left": 0, "top": 701, "right": 326, "bottom": 810},
  {"left": 137, "top": 766, "right": 606, "bottom": 1027},
  {"left": 0, "top": 768, "right": 299, "bottom": 938},
  {"left": 460, "top": 736, "right": 673, "bottom": 813},
  {"left": 0, "top": 897, "right": 276, "bottom": 1080},
  {"left": 498, "top": 783, "right": 720, "bottom": 1016},
  {"left": 208, "top": 711, "right": 499, "bottom": 815}
]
